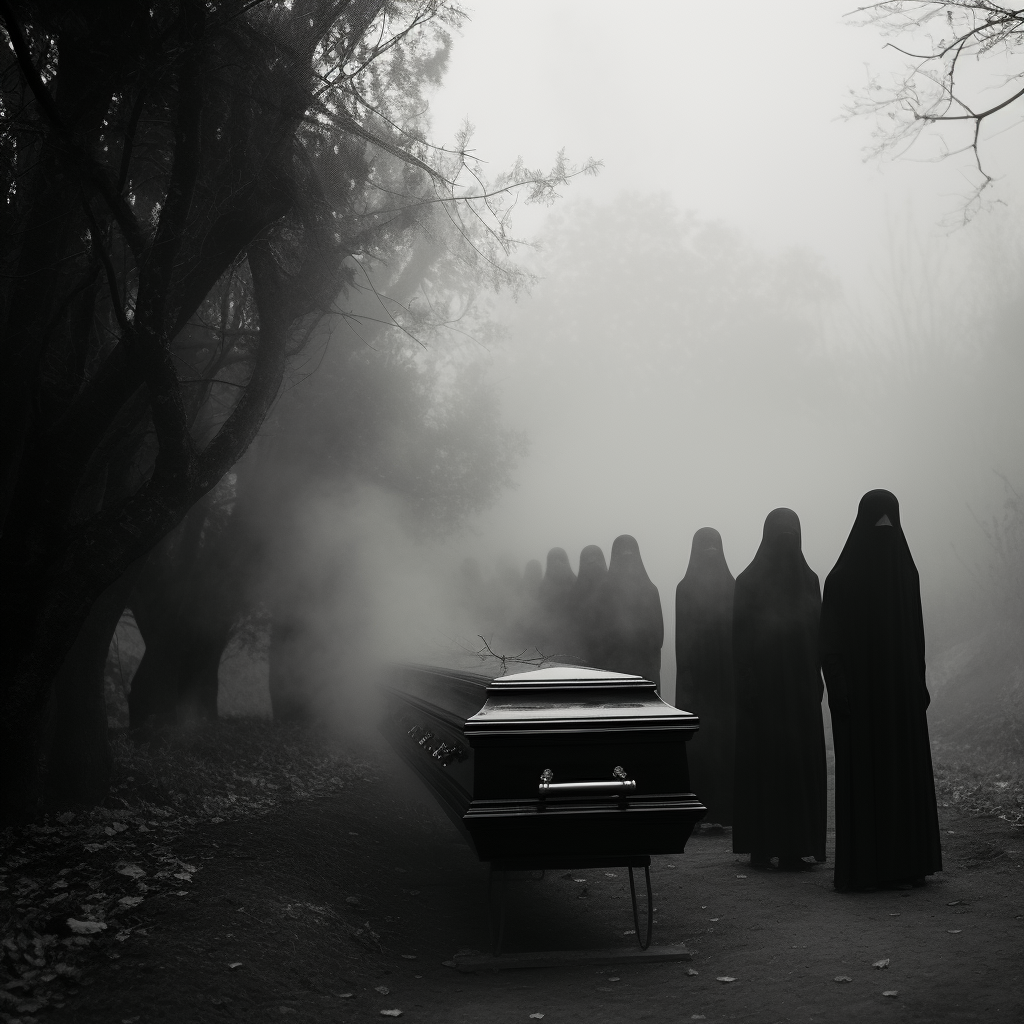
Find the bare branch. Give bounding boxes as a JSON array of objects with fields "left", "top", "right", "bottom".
[{"left": 844, "top": 1, "right": 1024, "bottom": 222}]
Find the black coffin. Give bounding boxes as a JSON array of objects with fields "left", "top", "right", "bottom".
[{"left": 380, "top": 664, "right": 706, "bottom": 863}]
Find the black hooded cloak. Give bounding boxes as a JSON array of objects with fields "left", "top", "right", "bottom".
[
  {"left": 594, "top": 535, "right": 664, "bottom": 688},
  {"left": 732, "top": 508, "right": 826, "bottom": 863},
  {"left": 538, "top": 547, "right": 578, "bottom": 655},
  {"left": 571, "top": 544, "right": 608, "bottom": 664},
  {"left": 676, "top": 528, "right": 736, "bottom": 825},
  {"left": 820, "top": 489, "right": 942, "bottom": 891}
]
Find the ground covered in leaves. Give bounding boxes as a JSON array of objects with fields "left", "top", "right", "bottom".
[{"left": 2, "top": 718, "right": 1021, "bottom": 1024}]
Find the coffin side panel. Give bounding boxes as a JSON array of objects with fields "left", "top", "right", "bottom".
[{"left": 463, "top": 796, "right": 707, "bottom": 861}]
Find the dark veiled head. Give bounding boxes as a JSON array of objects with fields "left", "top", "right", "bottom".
[
  {"left": 544, "top": 547, "right": 576, "bottom": 586},
  {"left": 577, "top": 544, "right": 608, "bottom": 585},
  {"left": 857, "top": 489, "right": 901, "bottom": 529},
  {"left": 609, "top": 534, "right": 652, "bottom": 584},
  {"left": 684, "top": 527, "right": 730, "bottom": 582},
  {"left": 692, "top": 526, "right": 723, "bottom": 560},
  {"left": 762, "top": 507, "right": 801, "bottom": 545},
  {"left": 610, "top": 534, "right": 640, "bottom": 565}
]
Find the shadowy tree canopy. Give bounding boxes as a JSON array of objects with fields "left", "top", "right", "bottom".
[{"left": 0, "top": 0, "right": 595, "bottom": 821}]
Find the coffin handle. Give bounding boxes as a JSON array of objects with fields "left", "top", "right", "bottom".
[{"left": 537, "top": 767, "right": 637, "bottom": 798}]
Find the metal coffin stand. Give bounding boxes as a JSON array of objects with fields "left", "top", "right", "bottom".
[{"left": 380, "top": 664, "right": 706, "bottom": 954}]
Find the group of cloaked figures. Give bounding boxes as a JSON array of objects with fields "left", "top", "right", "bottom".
[{"left": 462, "top": 489, "right": 943, "bottom": 893}]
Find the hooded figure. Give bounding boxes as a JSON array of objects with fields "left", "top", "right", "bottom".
[
  {"left": 537, "top": 547, "right": 578, "bottom": 655},
  {"left": 676, "top": 528, "right": 736, "bottom": 825},
  {"left": 594, "top": 535, "right": 664, "bottom": 687},
  {"left": 571, "top": 544, "right": 608, "bottom": 664},
  {"left": 820, "top": 489, "right": 942, "bottom": 891},
  {"left": 733, "top": 508, "right": 826, "bottom": 869}
]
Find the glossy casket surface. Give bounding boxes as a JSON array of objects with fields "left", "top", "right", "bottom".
[{"left": 380, "top": 664, "right": 706, "bottom": 864}]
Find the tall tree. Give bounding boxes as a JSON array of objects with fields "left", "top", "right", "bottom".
[{"left": 0, "top": 0, "right": 595, "bottom": 821}]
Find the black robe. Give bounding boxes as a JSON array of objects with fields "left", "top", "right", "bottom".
[
  {"left": 538, "top": 547, "right": 577, "bottom": 655},
  {"left": 571, "top": 544, "right": 608, "bottom": 665},
  {"left": 820, "top": 489, "right": 942, "bottom": 891},
  {"left": 676, "top": 528, "right": 736, "bottom": 825},
  {"left": 732, "top": 508, "right": 826, "bottom": 862},
  {"left": 593, "top": 535, "right": 664, "bottom": 688}
]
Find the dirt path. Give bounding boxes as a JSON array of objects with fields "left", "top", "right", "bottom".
[{"left": 47, "top": 739, "right": 1023, "bottom": 1024}]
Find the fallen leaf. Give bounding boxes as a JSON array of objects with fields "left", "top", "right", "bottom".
[
  {"left": 228, "top": 962, "right": 243, "bottom": 970},
  {"left": 947, "top": 929, "right": 962, "bottom": 934},
  {"left": 608, "top": 977, "right": 620, "bottom": 982},
  {"left": 605, "top": 872, "right": 617, "bottom": 878},
  {"left": 67, "top": 919, "right": 106, "bottom": 935},
  {"left": 374, "top": 986, "right": 390, "bottom": 995},
  {"left": 947, "top": 900, "right": 961, "bottom": 906},
  {"left": 834, "top": 976, "right": 853, "bottom": 983},
  {"left": 118, "top": 897, "right": 144, "bottom": 909},
  {"left": 337, "top": 993, "right": 353, "bottom": 999},
  {"left": 623, "top": 929, "right": 635, "bottom": 935},
  {"left": 401, "top": 954, "right": 416, "bottom": 960},
  {"left": 710, "top": 918, "right": 719, "bottom": 922},
  {"left": 116, "top": 864, "right": 146, "bottom": 879},
  {"left": 883, "top": 990, "right": 898, "bottom": 998},
  {"left": 687, "top": 968, "right": 699, "bottom": 976},
  {"left": 716, "top": 976, "right": 736, "bottom": 983},
  {"left": 441, "top": 960, "right": 456, "bottom": 968},
  {"left": 736, "top": 874, "right": 747, "bottom": 879},
  {"left": 872, "top": 959, "right": 890, "bottom": 969}
]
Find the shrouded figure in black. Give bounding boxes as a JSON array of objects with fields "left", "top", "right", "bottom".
[
  {"left": 732, "top": 508, "right": 826, "bottom": 870},
  {"left": 676, "top": 527, "right": 736, "bottom": 825},
  {"left": 538, "top": 547, "right": 577, "bottom": 656},
  {"left": 571, "top": 544, "right": 608, "bottom": 665},
  {"left": 820, "top": 489, "right": 942, "bottom": 892},
  {"left": 594, "top": 535, "right": 664, "bottom": 689}
]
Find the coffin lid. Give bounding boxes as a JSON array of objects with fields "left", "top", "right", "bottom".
[
  {"left": 464, "top": 664, "right": 697, "bottom": 735},
  {"left": 492, "top": 666, "right": 647, "bottom": 688}
]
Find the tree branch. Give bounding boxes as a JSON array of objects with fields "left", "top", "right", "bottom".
[{"left": 0, "top": 0, "right": 148, "bottom": 259}]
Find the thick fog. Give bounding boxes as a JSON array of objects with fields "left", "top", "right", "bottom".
[
  {"left": 189, "top": 1, "right": 1023, "bottom": 720},
  {"left": 415, "top": 2, "right": 1023, "bottom": 705}
]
